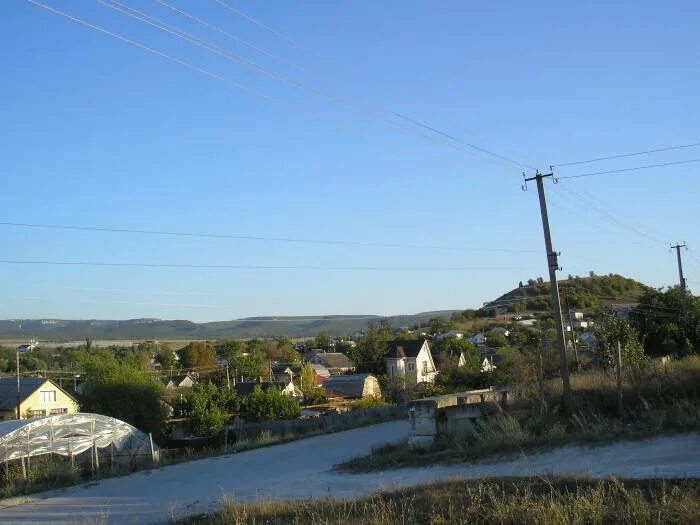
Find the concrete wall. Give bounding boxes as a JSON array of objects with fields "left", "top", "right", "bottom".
[{"left": 407, "top": 387, "right": 513, "bottom": 448}]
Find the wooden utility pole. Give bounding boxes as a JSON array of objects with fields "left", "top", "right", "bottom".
[
  {"left": 671, "top": 243, "right": 688, "bottom": 324},
  {"left": 524, "top": 171, "right": 573, "bottom": 413}
]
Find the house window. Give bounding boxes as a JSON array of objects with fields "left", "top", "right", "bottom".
[
  {"left": 29, "top": 409, "right": 46, "bottom": 418},
  {"left": 40, "top": 390, "right": 57, "bottom": 403},
  {"left": 407, "top": 363, "right": 415, "bottom": 371},
  {"left": 49, "top": 408, "right": 68, "bottom": 415},
  {"left": 422, "top": 361, "right": 428, "bottom": 374}
]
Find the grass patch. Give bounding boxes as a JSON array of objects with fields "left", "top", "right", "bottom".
[
  {"left": 339, "top": 357, "right": 700, "bottom": 472},
  {"left": 183, "top": 478, "right": 700, "bottom": 524}
]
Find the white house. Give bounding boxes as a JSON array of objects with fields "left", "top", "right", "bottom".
[
  {"left": 481, "top": 357, "right": 497, "bottom": 373},
  {"left": 385, "top": 339, "right": 437, "bottom": 384},
  {"left": 16, "top": 340, "right": 39, "bottom": 354}
]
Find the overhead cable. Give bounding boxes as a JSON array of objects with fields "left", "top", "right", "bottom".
[
  {"left": 0, "top": 221, "right": 540, "bottom": 253},
  {"left": 552, "top": 141, "right": 700, "bottom": 167},
  {"left": 557, "top": 158, "right": 700, "bottom": 180},
  {"left": 0, "top": 259, "right": 536, "bottom": 271}
]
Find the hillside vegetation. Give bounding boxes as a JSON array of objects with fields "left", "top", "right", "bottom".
[
  {"left": 0, "top": 311, "right": 458, "bottom": 341},
  {"left": 486, "top": 274, "right": 648, "bottom": 313}
]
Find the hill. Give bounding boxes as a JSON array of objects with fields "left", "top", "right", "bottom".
[
  {"left": 0, "top": 310, "right": 459, "bottom": 341},
  {"left": 485, "top": 273, "right": 649, "bottom": 313}
]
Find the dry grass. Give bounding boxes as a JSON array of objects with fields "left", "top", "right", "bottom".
[
  {"left": 339, "top": 357, "right": 700, "bottom": 472},
  {"left": 184, "top": 478, "right": 700, "bottom": 524}
]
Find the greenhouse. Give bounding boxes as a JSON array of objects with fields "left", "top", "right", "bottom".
[{"left": 0, "top": 413, "right": 157, "bottom": 466}]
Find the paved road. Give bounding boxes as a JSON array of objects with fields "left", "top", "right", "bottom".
[{"left": 1, "top": 421, "right": 699, "bottom": 525}]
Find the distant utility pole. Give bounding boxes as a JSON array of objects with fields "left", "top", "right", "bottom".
[
  {"left": 523, "top": 170, "right": 573, "bottom": 413},
  {"left": 15, "top": 348, "right": 21, "bottom": 420},
  {"left": 671, "top": 242, "right": 688, "bottom": 324}
]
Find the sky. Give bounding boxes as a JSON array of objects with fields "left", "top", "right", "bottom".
[{"left": 1, "top": 0, "right": 699, "bottom": 322}]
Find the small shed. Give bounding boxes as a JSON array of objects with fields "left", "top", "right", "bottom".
[{"left": 323, "top": 374, "right": 381, "bottom": 399}]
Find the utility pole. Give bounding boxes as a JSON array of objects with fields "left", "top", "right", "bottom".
[
  {"left": 523, "top": 170, "right": 573, "bottom": 413},
  {"left": 16, "top": 347, "right": 21, "bottom": 420},
  {"left": 671, "top": 243, "right": 688, "bottom": 323}
]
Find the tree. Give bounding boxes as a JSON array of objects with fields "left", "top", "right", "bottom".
[
  {"left": 314, "top": 332, "right": 332, "bottom": 351},
  {"left": 217, "top": 340, "right": 246, "bottom": 363},
  {"left": 156, "top": 347, "right": 178, "bottom": 370},
  {"left": 80, "top": 357, "right": 166, "bottom": 437},
  {"left": 432, "top": 337, "right": 480, "bottom": 372},
  {"left": 349, "top": 322, "right": 390, "bottom": 374},
  {"left": 278, "top": 337, "right": 300, "bottom": 364},
  {"left": 297, "top": 362, "right": 326, "bottom": 405},
  {"left": 242, "top": 386, "right": 301, "bottom": 421},
  {"left": 594, "top": 308, "right": 646, "bottom": 368},
  {"left": 178, "top": 341, "right": 215, "bottom": 369},
  {"left": 378, "top": 319, "right": 393, "bottom": 337},
  {"left": 179, "top": 382, "right": 236, "bottom": 436},
  {"left": 631, "top": 286, "right": 700, "bottom": 355}
]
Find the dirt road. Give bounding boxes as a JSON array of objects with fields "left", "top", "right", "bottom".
[{"left": 1, "top": 421, "right": 698, "bottom": 524}]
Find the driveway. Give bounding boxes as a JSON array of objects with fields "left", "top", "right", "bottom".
[{"left": 1, "top": 421, "right": 699, "bottom": 524}]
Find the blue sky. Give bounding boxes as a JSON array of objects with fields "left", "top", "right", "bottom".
[{"left": 1, "top": 0, "right": 699, "bottom": 322}]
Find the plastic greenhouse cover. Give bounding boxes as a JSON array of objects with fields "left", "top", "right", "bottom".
[{"left": 0, "top": 413, "right": 156, "bottom": 462}]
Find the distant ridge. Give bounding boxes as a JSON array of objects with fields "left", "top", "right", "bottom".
[{"left": 0, "top": 310, "right": 459, "bottom": 340}]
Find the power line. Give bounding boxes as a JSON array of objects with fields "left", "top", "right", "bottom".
[
  {"left": 0, "top": 259, "right": 536, "bottom": 271},
  {"left": 209, "top": 0, "right": 535, "bottom": 170},
  {"left": 0, "top": 221, "right": 540, "bottom": 253},
  {"left": 20, "top": 0, "right": 444, "bottom": 171},
  {"left": 552, "top": 141, "right": 700, "bottom": 167},
  {"left": 550, "top": 183, "right": 665, "bottom": 245},
  {"left": 556, "top": 158, "right": 700, "bottom": 180},
  {"left": 97, "top": 0, "right": 521, "bottom": 168},
  {"left": 154, "top": 0, "right": 311, "bottom": 75}
]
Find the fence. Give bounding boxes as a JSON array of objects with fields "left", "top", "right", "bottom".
[{"left": 226, "top": 404, "right": 407, "bottom": 442}]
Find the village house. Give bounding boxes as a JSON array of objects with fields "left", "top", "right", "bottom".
[
  {"left": 16, "top": 339, "right": 39, "bottom": 354},
  {"left": 0, "top": 378, "right": 79, "bottom": 420},
  {"left": 385, "top": 339, "right": 438, "bottom": 385},
  {"left": 323, "top": 374, "right": 381, "bottom": 399},
  {"left": 434, "top": 331, "right": 464, "bottom": 341},
  {"left": 468, "top": 332, "right": 487, "bottom": 345},
  {"left": 310, "top": 363, "right": 330, "bottom": 385},
  {"left": 309, "top": 352, "right": 355, "bottom": 375},
  {"left": 163, "top": 374, "right": 196, "bottom": 390}
]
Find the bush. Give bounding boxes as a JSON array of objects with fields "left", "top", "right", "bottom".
[{"left": 243, "top": 386, "right": 301, "bottom": 422}]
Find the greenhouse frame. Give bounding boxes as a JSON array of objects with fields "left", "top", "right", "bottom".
[{"left": 0, "top": 413, "right": 157, "bottom": 466}]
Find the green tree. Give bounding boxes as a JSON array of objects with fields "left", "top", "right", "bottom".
[
  {"left": 156, "top": 346, "right": 178, "bottom": 370},
  {"left": 278, "top": 337, "right": 300, "bottom": 364},
  {"left": 180, "top": 382, "right": 236, "bottom": 436},
  {"left": 297, "top": 362, "right": 326, "bottom": 405},
  {"left": 314, "top": 332, "right": 332, "bottom": 351},
  {"left": 242, "top": 386, "right": 301, "bottom": 421},
  {"left": 217, "top": 340, "right": 246, "bottom": 363},
  {"left": 80, "top": 357, "right": 166, "bottom": 436},
  {"left": 631, "top": 286, "right": 700, "bottom": 355},
  {"left": 349, "top": 322, "right": 390, "bottom": 374},
  {"left": 594, "top": 308, "right": 646, "bottom": 368}
]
